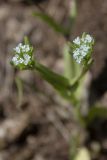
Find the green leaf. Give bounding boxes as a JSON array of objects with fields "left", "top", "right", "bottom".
[
  {"left": 63, "top": 44, "right": 81, "bottom": 81},
  {"left": 69, "top": 133, "right": 80, "bottom": 160},
  {"left": 33, "top": 12, "right": 68, "bottom": 35},
  {"left": 86, "top": 106, "right": 107, "bottom": 125},
  {"left": 68, "top": 0, "right": 77, "bottom": 31},
  {"left": 70, "top": 0, "right": 77, "bottom": 20},
  {"left": 24, "top": 36, "right": 29, "bottom": 45},
  {"left": 35, "top": 62, "right": 78, "bottom": 104},
  {"left": 15, "top": 77, "right": 23, "bottom": 108}
]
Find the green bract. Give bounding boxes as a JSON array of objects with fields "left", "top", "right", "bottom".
[{"left": 11, "top": 39, "right": 35, "bottom": 70}]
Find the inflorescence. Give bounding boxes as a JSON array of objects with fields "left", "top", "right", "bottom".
[
  {"left": 11, "top": 40, "right": 35, "bottom": 69},
  {"left": 71, "top": 33, "right": 94, "bottom": 64}
]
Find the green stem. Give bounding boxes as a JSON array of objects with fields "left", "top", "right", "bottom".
[{"left": 34, "top": 61, "right": 79, "bottom": 105}]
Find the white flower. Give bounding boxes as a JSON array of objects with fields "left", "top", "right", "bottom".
[
  {"left": 85, "top": 34, "right": 93, "bottom": 43},
  {"left": 18, "top": 43, "right": 23, "bottom": 47},
  {"left": 13, "top": 43, "right": 30, "bottom": 54},
  {"left": 73, "top": 49, "right": 84, "bottom": 64},
  {"left": 82, "top": 34, "right": 93, "bottom": 43},
  {"left": 11, "top": 38, "right": 34, "bottom": 69},
  {"left": 12, "top": 54, "right": 31, "bottom": 66},
  {"left": 12, "top": 43, "right": 32, "bottom": 66},
  {"left": 14, "top": 47, "right": 20, "bottom": 54},
  {"left": 19, "top": 58, "right": 24, "bottom": 64},
  {"left": 80, "top": 45, "right": 90, "bottom": 53},
  {"left": 25, "top": 45, "right": 30, "bottom": 52},
  {"left": 23, "top": 54, "right": 31, "bottom": 65},
  {"left": 12, "top": 55, "right": 19, "bottom": 65},
  {"left": 73, "top": 37, "right": 80, "bottom": 45},
  {"left": 21, "top": 45, "right": 30, "bottom": 52},
  {"left": 72, "top": 33, "right": 94, "bottom": 64}
]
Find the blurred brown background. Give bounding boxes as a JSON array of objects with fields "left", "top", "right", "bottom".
[{"left": 0, "top": 0, "right": 107, "bottom": 160}]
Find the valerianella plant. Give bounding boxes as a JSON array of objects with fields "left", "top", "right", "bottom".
[{"left": 10, "top": 33, "right": 94, "bottom": 105}]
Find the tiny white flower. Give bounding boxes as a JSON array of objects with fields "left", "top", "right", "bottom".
[
  {"left": 81, "top": 50, "right": 87, "bottom": 57},
  {"left": 18, "top": 43, "right": 23, "bottom": 47},
  {"left": 12, "top": 55, "right": 19, "bottom": 65},
  {"left": 71, "top": 33, "right": 94, "bottom": 64},
  {"left": 82, "top": 34, "right": 93, "bottom": 43},
  {"left": 23, "top": 54, "right": 30, "bottom": 65},
  {"left": 19, "top": 58, "right": 24, "bottom": 64},
  {"left": 85, "top": 34, "right": 93, "bottom": 43},
  {"left": 73, "top": 48, "right": 83, "bottom": 63},
  {"left": 13, "top": 43, "right": 31, "bottom": 54},
  {"left": 80, "top": 45, "right": 89, "bottom": 52},
  {"left": 73, "top": 37, "right": 80, "bottom": 45},
  {"left": 73, "top": 48, "right": 80, "bottom": 56},
  {"left": 14, "top": 47, "right": 20, "bottom": 54},
  {"left": 11, "top": 38, "right": 34, "bottom": 69},
  {"left": 25, "top": 45, "right": 30, "bottom": 52}
]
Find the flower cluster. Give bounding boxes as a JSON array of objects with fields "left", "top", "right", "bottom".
[
  {"left": 14, "top": 43, "right": 30, "bottom": 54},
  {"left": 72, "top": 33, "right": 94, "bottom": 64},
  {"left": 11, "top": 40, "right": 35, "bottom": 69}
]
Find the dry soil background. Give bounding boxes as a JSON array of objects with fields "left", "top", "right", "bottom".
[{"left": 0, "top": 0, "right": 107, "bottom": 160}]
